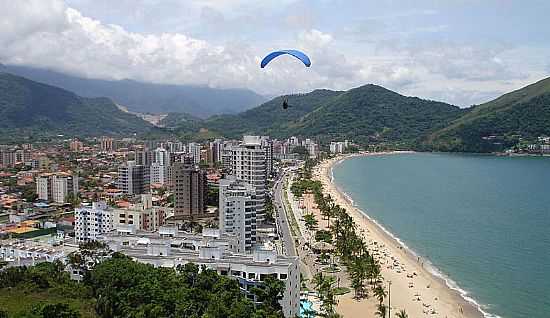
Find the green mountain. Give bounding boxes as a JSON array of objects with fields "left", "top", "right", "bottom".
[
  {"left": 0, "top": 72, "right": 153, "bottom": 141},
  {"left": 425, "top": 77, "right": 550, "bottom": 152},
  {"left": 203, "top": 89, "right": 342, "bottom": 138},
  {"left": 199, "top": 85, "right": 464, "bottom": 146}
]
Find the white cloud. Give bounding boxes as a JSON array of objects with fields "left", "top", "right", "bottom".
[{"left": 1, "top": 0, "right": 548, "bottom": 108}]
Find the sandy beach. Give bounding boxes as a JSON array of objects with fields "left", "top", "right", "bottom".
[{"left": 312, "top": 152, "right": 485, "bottom": 318}]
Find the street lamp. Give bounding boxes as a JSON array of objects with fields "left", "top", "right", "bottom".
[{"left": 387, "top": 280, "right": 392, "bottom": 318}]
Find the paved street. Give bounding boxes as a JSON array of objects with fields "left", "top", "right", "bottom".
[{"left": 273, "top": 170, "right": 296, "bottom": 257}]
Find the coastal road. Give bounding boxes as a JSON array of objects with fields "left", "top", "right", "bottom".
[{"left": 273, "top": 170, "right": 297, "bottom": 257}]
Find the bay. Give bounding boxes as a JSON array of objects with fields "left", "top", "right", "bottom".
[{"left": 332, "top": 153, "right": 550, "bottom": 318}]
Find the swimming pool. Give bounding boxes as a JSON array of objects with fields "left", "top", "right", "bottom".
[{"left": 300, "top": 299, "right": 315, "bottom": 317}]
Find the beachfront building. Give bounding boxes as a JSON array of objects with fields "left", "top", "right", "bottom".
[
  {"left": 74, "top": 201, "right": 113, "bottom": 242},
  {"left": 101, "top": 227, "right": 299, "bottom": 318},
  {"left": 219, "top": 177, "right": 258, "bottom": 253},
  {"left": 329, "top": 141, "right": 348, "bottom": 154},
  {"left": 223, "top": 136, "right": 268, "bottom": 223}
]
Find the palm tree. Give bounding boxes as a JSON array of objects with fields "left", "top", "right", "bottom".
[
  {"left": 375, "top": 304, "right": 387, "bottom": 318},
  {"left": 373, "top": 284, "right": 386, "bottom": 306},
  {"left": 395, "top": 309, "right": 409, "bottom": 318},
  {"left": 303, "top": 213, "right": 318, "bottom": 231}
]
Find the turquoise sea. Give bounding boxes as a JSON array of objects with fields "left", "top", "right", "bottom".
[{"left": 332, "top": 153, "right": 550, "bottom": 318}]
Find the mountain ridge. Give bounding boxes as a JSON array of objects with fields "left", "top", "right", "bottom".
[
  {"left": 0, "top": 64, "right": 266, "bottom": 118},
  {"left": 0, "top": 72, "right": 153, "bottom": 141},
  {"left": 425, "top": 76, "right": 550, "bottom": 152}
]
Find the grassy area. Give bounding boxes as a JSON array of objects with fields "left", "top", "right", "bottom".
[
  {"left": 333, "top": 287, "right": 351, "bottom": 296},
  {"left": 0, "top": 289, "right": 96, "bottom": 317},
  {"left": 283, "top": 179, "right": 302, "bottom": 237},
  {"left": 322, "top": 265, "right": 341, "bottom": 273}
]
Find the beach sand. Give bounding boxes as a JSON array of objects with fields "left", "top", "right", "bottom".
[{"left": 313, "top": 153, "right": 485, "bottom": 318}]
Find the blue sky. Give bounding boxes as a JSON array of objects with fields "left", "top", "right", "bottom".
[{"left": 2, "top": 0, "right": 550, "bottom": 107}]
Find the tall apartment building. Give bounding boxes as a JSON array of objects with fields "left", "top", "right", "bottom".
[
  {"left": 135, "top": 150, "right": 154, "bottom": 166},
  {"left": 219, "top": 177, "right": 257, "bottom": 252},
  {"left": 100, "top": 137, "right": 114, "bottom": 152},
  {"left": 210, "top": 139, "right": 224, "bottom": 164},
  {"left": 69, "top": 139, "right": 83, "bottom": 152},
  {"left": 260, "top": 136, "right": 274, "bottom": 177},
  {"left": 166, "top": 141, "right": 184, "bottom": 153},
  {"left": 15, "top": 149, "right": 32, "bottom": 164},
  {"left": 75, "top": 201, "right": 113, "bottom": 242},
  {"left": 223, "top": 136, "right": 268, "bottom": 222},
  {"left": 117, "top": 161, "right": 150, "bottom": 195},
  {"left": 187, "top": 142, "right": 201, "bottom": 164},
  {"left": 36, "top": 173, "right": 79, "bottom": 203},
  {"left": 150, "top": 147, "right": 170, "bottom": 185},
  {"left": 171, "top": 161, "right": 207, "bottom": 220},
  {"left": 330, "top": 141, "right": 347, "bottom": 154},
  {"left": 0, "top": 150, "right": 16, "bottom": 168}
]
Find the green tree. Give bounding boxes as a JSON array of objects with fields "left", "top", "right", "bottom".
[
  {"left": 303, "top": 213, "right": 318, "bottom": 231},
  {"left": 375, "top": 304, "right": 387, "bottom": 318},
  {"left": 250, "top": 275, "right": 285, "bottom": 316},
  {"left": 373, "top": 284, "right": 386, "bottom": 306},
  {"left": 34, "top": 303, "right": 81, "bottom": 318}
]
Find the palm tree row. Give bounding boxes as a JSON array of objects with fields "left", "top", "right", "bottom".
[{"left": 293, "top": 159, "right": 388, "bottom": 317}]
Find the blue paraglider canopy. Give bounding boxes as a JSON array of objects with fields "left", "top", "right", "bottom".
[{"left": 260, "top": 49, "right": 311, "bottom": 68}]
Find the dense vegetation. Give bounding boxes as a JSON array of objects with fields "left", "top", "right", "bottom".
[
  {"left": 425, "top": 77, "right": 550, "bottom": 152},
  {"left": 203, "top": 90, "right": 342, "bottom": 138},
  {"left": 2, "top": 64, "right": 266, "bottom": 118},
  {"left": 0, "top": 253, "right": 285, "bottom": 318},
  {"left": 189, "top": 85, "right": 465, "bottom": 147},
  {"left": 0, "top": 73, "right": 153, "bottom": 142}
]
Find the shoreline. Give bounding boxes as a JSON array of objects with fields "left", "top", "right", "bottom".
[{"left": 315, "top": 152, "right": 486, "bottom": 318}]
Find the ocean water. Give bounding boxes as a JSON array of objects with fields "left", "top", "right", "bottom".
[{"left": 332, "top": 153, "right": 550, "bottom": 318}]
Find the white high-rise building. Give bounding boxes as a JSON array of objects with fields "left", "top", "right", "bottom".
[
  {"left": 330, "top": 141, "right": 346, "bottom": 154},
  {"left": 188, "top": 142, "right": 201, "bottom": 164},
  {"left": 150, "top": 162, "right": 167, "bottom": 185},
  {"left": 36, "top": 175, "right": 50, "bottom": 201},
  {"left": 219, "top": 177, "right": 257, "bottom": 253},
  {"left": 75, "top": 201, "right": 113, "bottom": 242},
  {"left": 154, "top": 147, "right": 170, "bottom": 166},
  {"left": 150, "top": 147, "right": 170, "bottom": 185},
  {"left": 223, "top": 136, "right": 267, "bottom": 222}
]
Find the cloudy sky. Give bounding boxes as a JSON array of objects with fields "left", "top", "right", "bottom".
[{"left": 1, "top": 0, "right": 550, "bottom": 107}]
